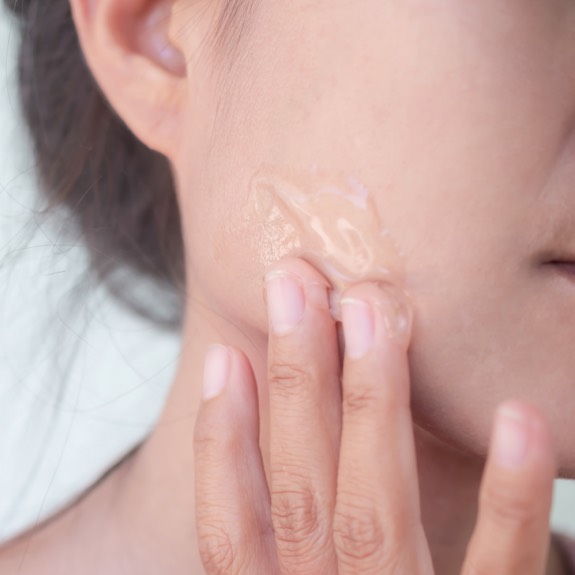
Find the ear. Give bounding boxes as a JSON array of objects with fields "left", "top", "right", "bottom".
[{"left": 70, "top": 0, "right": 188, "bottom": 156}]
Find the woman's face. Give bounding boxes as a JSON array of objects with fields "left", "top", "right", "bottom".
[{"left": 172, "top": 0, "right": 575, "bottom": 475}]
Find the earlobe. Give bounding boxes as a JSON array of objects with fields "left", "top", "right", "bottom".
[{"left": 69, "top": 0, "right": 187, "bottom": 156}]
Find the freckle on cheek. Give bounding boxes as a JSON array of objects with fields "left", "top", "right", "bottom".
[{"left": 238, "top": 165, "right": 407, "bottom": 320}]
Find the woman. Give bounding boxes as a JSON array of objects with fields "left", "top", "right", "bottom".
[{"left": 1, "top": 0, "right": 574, "bottom": 572}]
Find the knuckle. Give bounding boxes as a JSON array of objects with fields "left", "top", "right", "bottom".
[
  {"left": 194, "top": 411, "right": 239, "bottom": 457},
  {"left": 481, "top": 479, "right": 540, "bottom": 526},
  {"left": 343, "top": 386, "right": 383, "bottom": 417},
  {"left": 194, "top": 426, "right": 218, "bottom": 454},
  {"left": 271, "top": 487, "right": 326, "bottom": 555},
  {"left": 269, "top": 361, "right": 315, "bottom": 396},
  {"left": 333, "top": 501, "right": 392, "bottom": 568},
  {"left": 197, "top": 523, "right": 247, "bottom": 575},
  {"left": 194, "top": 421, "right": 229, "bottom": 455}
]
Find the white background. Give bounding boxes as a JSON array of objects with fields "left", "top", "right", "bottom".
[{"left": 0, "top": 5, "right": 572, "bottom": 544}]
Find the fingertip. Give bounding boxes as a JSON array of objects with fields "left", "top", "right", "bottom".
[
  {"left": 341, "top": 281, "right": 413, "bottom": 347},
  {"left": 201, "top": 344, "right": 258, "bottom": 398},
  {"left": 202, "top": 344, "right": 231, "bottom": 402},
  {"left": 195, "top": 345, "right": 261, "bottom": 451},
  {"left": 264, "top": 256, "right": 332, "bottom": 292},
  {"left": 483, "top": 400, "right": 557, "bottom": 521},
  {"left": 492, "top": 403, "right": 533, "bottom": 471},
  {"left": 199, "top": 344, "right": 259, "bottom": 420},
  {"left": 228, "top": 347, "right": 260, "bottom": 402},
  {"left": 491, "top": 400, "right": 556, "bottom": 473}
]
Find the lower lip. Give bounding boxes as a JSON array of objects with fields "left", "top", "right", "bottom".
[{"left": 549, "top": 261, "right": 575, "bottom": 279}]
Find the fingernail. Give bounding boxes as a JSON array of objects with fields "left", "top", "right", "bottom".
[
  {"left": 341, "top": 298, "right": 375, "bottom": 359},
  {"left": 265, "top": 271, "right": 305, "bottom": 335},
  {"left": 492, "top": 406, "right": 530, "bottom": 469},
  {"left": 375, "top": 283, "right": 412, "bottom": 340},
  {"left": 203, "top": 345, "right": 230, "bottom": 400}
]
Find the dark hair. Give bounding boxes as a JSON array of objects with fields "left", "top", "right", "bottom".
[{"left": 3, "top": 0, "right": 186, "bottom": 331}]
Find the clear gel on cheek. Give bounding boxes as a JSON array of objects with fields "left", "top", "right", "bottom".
[{"left": 242, "top": 166, "right": 407, "bottom": 320}]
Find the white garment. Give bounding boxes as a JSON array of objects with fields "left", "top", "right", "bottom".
[{"left": 0, "top": 8, "right": 177, "bottom": 543}]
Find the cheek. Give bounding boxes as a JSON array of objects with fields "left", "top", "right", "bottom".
[
  {"left": 197, "top": 163, "right": 409, "bottom": 341},
  {"left": 235, "top": 166, "right": 408, "bottom": 315},
  {"left": 177, "top": 0, "right": 575, "bottom": 475},
  {"left": 408, "top": 255, "right": 575, "bottom": 476}
]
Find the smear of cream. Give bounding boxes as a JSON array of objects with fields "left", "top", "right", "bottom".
[{"left": 241, "top": 166, "right": 405, "bottom": 319}]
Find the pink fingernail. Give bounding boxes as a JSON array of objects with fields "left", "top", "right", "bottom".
[
  {"left": 492, "top": 406, "right": 530, "bottom": 469},
  {"left": 265, "top": 271, "right": 305, "bottom": 335},
  {"left": 202, "top": 345, "right": 230, "bottom": 400},
  {"left": 341, "top": 298, "right": 375, "bottom": 359}
]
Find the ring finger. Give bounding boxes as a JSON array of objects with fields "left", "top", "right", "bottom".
[{"left": 334, "top": 283, "right": 433, "bottom": 575}]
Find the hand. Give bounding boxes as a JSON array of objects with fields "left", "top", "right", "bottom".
[{"left": 194, "top": 258, "right": 558, "bottom": 575}]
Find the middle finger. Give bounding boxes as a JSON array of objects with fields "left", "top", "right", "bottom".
[{"left": 265, "top": 258, "right": 341, "bottom": 575}]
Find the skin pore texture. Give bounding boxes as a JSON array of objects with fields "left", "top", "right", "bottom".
[{"left": 2, "top": 0, "right": 573, "bottom": 573}]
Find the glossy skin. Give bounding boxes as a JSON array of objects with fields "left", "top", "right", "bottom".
[{"left": 168, "top": 0, "right": 575, "bottom": 474}]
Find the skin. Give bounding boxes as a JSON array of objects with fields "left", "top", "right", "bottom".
[{"left": 0, "top": 0, "right": 573, "bottom": 573}]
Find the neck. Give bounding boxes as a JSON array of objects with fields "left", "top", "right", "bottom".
[
  {"left": 121, "top": 297, "right": 553, "bottom": 575},
  {"left": 414, "top": 426, "right": 483, "bottom": 573}
]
